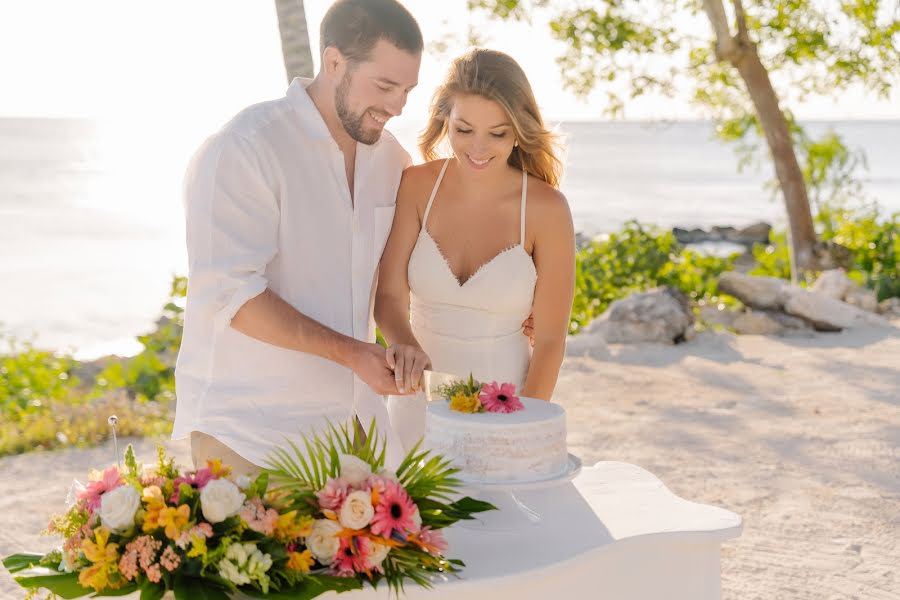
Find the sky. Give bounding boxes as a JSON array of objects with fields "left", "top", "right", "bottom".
[{"left": 1, "top": 0, "right": 899, "bottom": 133}]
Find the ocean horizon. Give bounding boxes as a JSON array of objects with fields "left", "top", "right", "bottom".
[{"left": 2, "top": 117, "right": 898, "bottom": 358}]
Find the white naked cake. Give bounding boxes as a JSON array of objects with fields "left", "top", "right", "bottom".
[{"left": 424, "top": 397, "right": 569, "bottom": 484}]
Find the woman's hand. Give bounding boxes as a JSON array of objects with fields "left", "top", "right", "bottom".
[{"left": 385, "top": 344, "right": 432, "bottom": 394}]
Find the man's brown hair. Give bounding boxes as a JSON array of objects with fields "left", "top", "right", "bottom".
[{"left": 320, "top": 0, "right": 423, "bottom": 63}]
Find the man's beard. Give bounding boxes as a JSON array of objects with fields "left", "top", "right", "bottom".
[{"left": 335, "top": 72, "right": 382, "bottom": 145}]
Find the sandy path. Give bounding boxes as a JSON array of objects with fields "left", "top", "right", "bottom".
[{"left": 2, "top": 323, "right": 898, "bottom": 599}]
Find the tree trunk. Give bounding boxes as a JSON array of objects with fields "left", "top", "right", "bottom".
[
  {"left": 701, "top": 0, "right": 818, "bottom": 275},
  {"left": 275, "top": 0, "right": 314, "bottom": 82},
  {"left": 731, "top": 46, "right": 818, "bottom": 273}
]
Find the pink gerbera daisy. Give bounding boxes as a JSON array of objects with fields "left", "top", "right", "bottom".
[
  {"left": 77, "top": 466, "right": 123, "bottom": 513},
  {"left": 170, "top": 467, "right": 215, "bottom": 503},
  {"left": 479, "top": 382, "right": 524, "bottom": 413},
  {"left": 370, "top": 480, "right": 417, "bottom": 540},
  {"left": 331, "top": 536, "right": 374, "bottom": 577}
]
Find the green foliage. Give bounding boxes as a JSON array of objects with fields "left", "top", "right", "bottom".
[
  {"left": 93, "top": 276, "right": 186, "bottom": 404},
  {"left": 750, "top": 205, "right": 899, "bottom": 299},
  {"left": 570, "top": 221, "right": 737, "bottom": 333},
  {"left": 0, "top": 334, "right": 81, "bottom": 419}
]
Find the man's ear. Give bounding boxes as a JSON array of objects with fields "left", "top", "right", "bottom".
[{"left": 322, "top": 46, "right": 346, "bottom": 79}]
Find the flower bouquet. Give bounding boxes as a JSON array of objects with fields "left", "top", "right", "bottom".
[
  {"left": 4, "top": 421, "right": 495, "bottom": 599},
  {"left": 434, "top": 373, "right": 524, "bottom": 414}
]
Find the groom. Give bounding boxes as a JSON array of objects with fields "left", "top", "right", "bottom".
[{"left": 172, "top": 0, "right": 423, "bottom": 475}]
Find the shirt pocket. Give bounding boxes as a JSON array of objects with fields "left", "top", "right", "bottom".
[{"left": 373, "top": 205, "right": 396, "bottom": 262}]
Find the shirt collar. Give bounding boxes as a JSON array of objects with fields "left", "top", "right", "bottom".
[{"left": 286, "top": 77, "right": 332, "bottom": 140}]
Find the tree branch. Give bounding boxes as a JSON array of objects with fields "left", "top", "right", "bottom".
[
  {"left": 733, "top": 0, "right": 749, "bottom": 43},
  {"left": 702, "top": 0, "right": 740, "bottom": 61}
]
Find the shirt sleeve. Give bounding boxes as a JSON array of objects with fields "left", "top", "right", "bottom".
[{"left": 183, "top": 131, "right": 279, "bottom": 333}]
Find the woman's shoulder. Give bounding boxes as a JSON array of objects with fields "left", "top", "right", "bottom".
[
  {"left": 397, "top": 159, "right": 447, "bottom": 210},
  {"left": 526, "top": 175, "right": 571, "bottom": 224},
  {"left": 401, "top": 159, "right": 447, "bottom": 184}
]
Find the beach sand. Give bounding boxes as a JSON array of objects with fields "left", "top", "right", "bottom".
[{"left": 2, "top": 322, "right": 898, "bottom": 599}]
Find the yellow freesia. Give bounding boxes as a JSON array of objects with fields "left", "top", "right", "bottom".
[
  {"left": 157, "top": 504, "right": 191, "bottom": 540},
  {"left": 449, "top": 391, "right": 481, "bottom": 413},
  {"left": 286, "top": 549, "right": 314, "bottom": 573},
  {"left": 79, "top": 527, "right": 121, "bottom": 591},
  {"left": 274, "top": 511, "right": 314, "bottom": 542}
]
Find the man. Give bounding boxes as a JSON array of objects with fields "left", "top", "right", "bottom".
[{"left": 172, "top": 0, "right": 423, "bottom": 475}]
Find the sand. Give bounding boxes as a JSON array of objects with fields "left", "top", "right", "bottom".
[{"left": 2, "top": 322, "right": 898, "bottom": 599}]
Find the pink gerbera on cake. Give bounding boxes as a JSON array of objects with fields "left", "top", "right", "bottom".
[{"left": 478, "top": 381, "right": 524, "bottom": 413}]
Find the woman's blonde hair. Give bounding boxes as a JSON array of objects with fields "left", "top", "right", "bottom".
[{"left": 418, "top": 48, "right": 562, "bottom": 188}]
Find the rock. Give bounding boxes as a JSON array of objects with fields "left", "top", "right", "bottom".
[
  {"left": 710, "top": 225, "right": 738, "bottom": 240},
  {"left": 717, "top": 272, "right": 792, "bottom": 310},
  {"left": 811, "top": 268, "right": 853, "bottom": 300},
  {"left": 784, "top": 289, "right": 887, "bottom": 330},
  {"left": 673, "top": 227, "right": 708, "bottom": 244},
  {"left": 732, "top": 251, "right": 758, "bottom": 273},
  {"left": 731, "top": 222, "right": 772, "bottom": 244},
  {"left": 698, "top": 304, "right": 740, "bottom": 329},
  {"left": 598, "top": 286, "right": 695, "bottom": 344},
  {"left": 877, "top": 297, "right": 900, "bottom": 318},
  {"left": 844, "top": 287, "right": 879, "bottom": 313},
  {"left": 732, "top": 310, "right": 785, "bottom": 335},
  {"left": 762, "top": 310, "right": 814, "bottom": 332}
]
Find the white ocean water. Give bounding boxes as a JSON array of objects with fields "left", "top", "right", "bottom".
[{"left": 1, "top": 117, "right": 898, "bottom": 357}]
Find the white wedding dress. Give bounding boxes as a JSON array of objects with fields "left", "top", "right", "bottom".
[{"left": 387, "top": 159, "right": 537, "bottom": 452}]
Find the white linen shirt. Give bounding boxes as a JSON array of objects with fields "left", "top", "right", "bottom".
[{"left": 173, "top": 78, "right": 410, "bottom": 467}]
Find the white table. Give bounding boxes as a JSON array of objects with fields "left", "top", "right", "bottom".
[{"left": 317, "top": 461, "right": 742, "bottom": 599}]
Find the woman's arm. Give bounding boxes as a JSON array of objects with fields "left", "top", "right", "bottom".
[
  {"left": 375, "top": 167, "right": 432, "bottom": 392},
  {"left": 520, "top": 185, "right": 576, "bottom": 400}
]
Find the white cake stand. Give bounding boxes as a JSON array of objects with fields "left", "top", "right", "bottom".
[{"left": 456, "top": 453, "right": 582, "bottom": 532}]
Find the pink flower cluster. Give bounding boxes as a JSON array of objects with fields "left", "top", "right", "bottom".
[
  {"left": 240, "top": 497, "right": 279, "bottom": 535},
  {"left": 118, "top": 536, "right": 162, "bottom": 582}
]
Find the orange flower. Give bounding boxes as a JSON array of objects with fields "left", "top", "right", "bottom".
[{"left": 205, "top": 458, "right": 232, "bottom": 478}]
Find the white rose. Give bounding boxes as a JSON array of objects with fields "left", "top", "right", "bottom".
[
  {"left": 369, "top": 540, "right": 391, "bottom": 568},
  {"left": 338, "top": 454, "right": 372, "bottom": 486},
  {"left": 307, "top": 519, "right": 342, "bottom": 565},
  {"left": 339, "top": 490, "right": 375, "bottom": 530},
  {"left": 234, "top": 474, "right": 252, "bottom": 490},
  {"left": 98, "top": 485, "right": 140, "bottom": 533},
  {"left": 200, "top": 479, "right": 245, "bottom": 524}
]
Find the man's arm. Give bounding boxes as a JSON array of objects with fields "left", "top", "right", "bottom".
[{"left": 231, "top": 289, "right": 400, "bottom": 395}]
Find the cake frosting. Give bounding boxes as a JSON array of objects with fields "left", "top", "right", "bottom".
[{"left": 424, "top": 397, "right": 568, "bottom": 484}]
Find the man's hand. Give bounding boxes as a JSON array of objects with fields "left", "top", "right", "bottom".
[
  {"left": 522, "top": 313, "right": 535, "bottom": 347},
  {"left": 350, "top": 342, "right": 402, "bottom": 396},
  {"left": 385, "top": 344, "right": 431, "bottom": 394}
]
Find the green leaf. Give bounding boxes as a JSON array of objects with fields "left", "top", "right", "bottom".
[
  {"left": 239, "top": 576, "right": 363, "bottom": 599},
  {"left": 3, "top": 552, "right": 47, "bottom": 573},
  {"left": 91, "top": 583, "right": 140, "bottom": 596},
  {"left": 172, "top": 576, "right": 231, "bottom": 600},
  {"left": 138, "top": 580, "right": 166, "bottom": 600},
  {"left": 14, "top": 571, "right": 91, "bottom": 598}
]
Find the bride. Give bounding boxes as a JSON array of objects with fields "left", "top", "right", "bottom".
[{"left": 375, "top": 48, "right": 575, "bottom": 451}]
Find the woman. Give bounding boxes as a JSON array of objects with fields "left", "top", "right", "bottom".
[{"left": 375, "top": 48, "right": 575, "bottom": 451}]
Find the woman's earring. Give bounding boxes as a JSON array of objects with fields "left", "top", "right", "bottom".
[{"left": 514, "top": 139, "right": 519, "bottom": 148}]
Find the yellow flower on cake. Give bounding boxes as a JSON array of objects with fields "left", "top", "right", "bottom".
[{"left": 449, "top": 391, "right": 481, "bottom": 413}]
